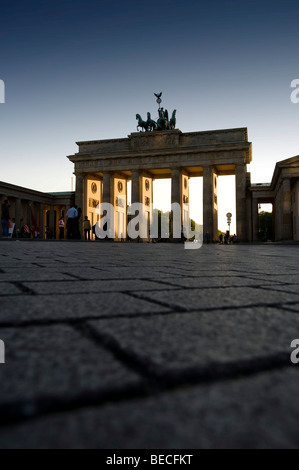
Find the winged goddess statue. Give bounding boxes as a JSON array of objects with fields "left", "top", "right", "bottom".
[{"left": 154, "top": 92, "right": 162, "bottom": 109}]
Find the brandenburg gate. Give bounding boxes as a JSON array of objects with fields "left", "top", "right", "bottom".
[{"left": 68, "top": 125, "right": 252, "bottom": 242}]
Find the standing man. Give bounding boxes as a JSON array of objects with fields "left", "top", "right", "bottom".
[
  {"left": 66, "top": 205, "right": 78, "bottom": 239},
  {"left": 84, "top": 216, "right": 91, "bottom": 241},
  {"left": 1, "top": 199, "right": 10, "bottom": 238}
]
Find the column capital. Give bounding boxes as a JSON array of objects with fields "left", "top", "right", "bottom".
[
  {"left": 235, "top": 163, "right": 247, "bottom": 173},
  {"left": 282, "top": 177, "right": 291, "bottom": 187},
  {"left": 235, "top": 163, "right": 248, "bottom": 241},
  {"left": 131, "top": 169, "right": 141, "bottom": 179},
  {"left": 203, "top": 165, "right": 218, "bottom": 176}
]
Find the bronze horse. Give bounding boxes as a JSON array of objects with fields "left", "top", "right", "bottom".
[
  {"left": 136, "top": 109, "right": 176, "bottom": 131},
  {"left": 170, "top": 109, "right": 176, "bottom": 129},
  {"left": 147, "top": 112, "right": 157, "bottom": 131},
  {"left": 136, "top": 114, "right": 149, "bottom": 132}
]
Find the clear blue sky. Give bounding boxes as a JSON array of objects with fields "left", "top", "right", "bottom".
[{"left": 1, "top": 0, "right": 299, "bottom": 231}]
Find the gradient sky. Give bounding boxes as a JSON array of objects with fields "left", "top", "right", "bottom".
[{"left": 1, "top": 0, "right": 299, "bottom": 232}]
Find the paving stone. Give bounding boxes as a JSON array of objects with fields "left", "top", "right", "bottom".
[
  {"left": 0, "top": 269, "right": 76, "bottom": 281},
  {"left": 88, "top": 307, "right": 299, "bottom": 376},
  {"left": 158, "top": 276, "right": 284, "bottom": 288},
  {"left": 0, "top": 368, "right": 299, "bottom": 449},
  {"left": 50, "top": 267, "right": 173, "bottom": 281},
  {"left": 281, "top": 303, "right": 299, "bottom": 313},
  {"left": 132, "top": 286, "right": 299, "bottom": 311},
  {"left": 0, "top": 283, "right": 23, "bottom": 295},
  {"left": 22, "top": 279, "right": 177, "bottom": 295},
  {"left": 245, "top": 274, "right": 299, "bottom": 283},
  {"left": 0, "top": 293, "right": 170, "bottom": 326},
  {"left": 260, "top": 284, "right": 299, "bottom": 294},
  {"left": 92, "top": 267, "right": 188, "bottom": 280},
  {"left": 0, "top": 324, "right": 142, "bottom": 409}
]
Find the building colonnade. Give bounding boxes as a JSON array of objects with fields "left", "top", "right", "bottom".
[
  {"left": 0, "top": 183, "right": 74, "bottom": 239},
  {"left": 250, "top": 156, "right": 299, "bottom": 242},
  {"left": 75, "top": 161, "right": 249, "bottom": 242}
]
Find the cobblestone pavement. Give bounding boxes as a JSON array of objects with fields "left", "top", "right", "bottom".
[{"left": 0, "top": 241, "right": 299, "bottom": 449}]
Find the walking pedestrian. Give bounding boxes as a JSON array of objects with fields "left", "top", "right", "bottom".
[
  {"left": 66, "top": 205, "right": 78, "bottom": 239},
  {"left": 73, "top": 206, "right": 82, "bottom": 239},
  {"left": 205, "top": 231, "right": 211, "bottom": 244},
  {"left": 59, "top": 216, "right": 65, "bottom": 239}
]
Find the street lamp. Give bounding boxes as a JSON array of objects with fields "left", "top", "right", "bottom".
[{"left": 226, "top": 212, "right": 232, "bottom": 236}]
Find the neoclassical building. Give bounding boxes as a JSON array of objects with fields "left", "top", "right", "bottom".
[
  {"left": 250, "top": 155, "right": 299, "bottom": 242},
  {"left": 0, "top": 181, "right": 74, "bottom": 239}
]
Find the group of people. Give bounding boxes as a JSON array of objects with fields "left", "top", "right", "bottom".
[
  {"left": 1, "top": 199, "right": 34, "bottom": 239},
  {"left": 65, "top": 205, "right": 92, "bottom": 241},
  {"left": 204, "top": 231, "right": 237, "bottom": 244},
  {"left": 1, "top": 199, "right": 94, "bottom": 241},
  {"left": 219, "top": 232, "right": 237, "bottom": 244}
]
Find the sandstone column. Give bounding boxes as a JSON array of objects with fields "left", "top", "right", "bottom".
[
  {"left": 75, "top": 172, "right": 85, "bottom": 238},
  {"left": 282, "top": 178, "right": 292, "bottom": 240},
  {"left": 49, "top": 205, "right": 55, "bottom": 239},
  {"left": 28, "top": 201, "right": 35, "bottom": 236},
  {"left": 39, "top": 204, "right": 45, "bottom": 239},
  {"left": 203, "top": 166, "right": 218, "bottom": 242},
  {"left": 171, "top": 168, "right": 181, "bottom": 206},
  {"left": 131, "top": 170, "right": 141, "bottom": 205},
  {"left": 130, "top": 170, "right": 143, "bottom": 241},
  {"left": 15, "top": 198, "right": 22, "bottom": 234},
  {"left": 75, "top": 172, "right": 84, "bottom": 210},
  {"left": 235, "top": 164, "right": 247, "bottom": 242},
  {"left": 246, "top": 172, "right": 252, "bottom": 242},
  {"left": 272, "top": 202, "right": 276, "bottom": 242},
  {"left": 171, "top": 168, "right": 182, "bottom": 239},
  {"left": 252, "top": 198, "right": 259, "bottom": 242},
  {"left": 102, "top": 172, "right": 114, "bottom": 205},
  {"left": 102, "top": 172, "right": 115, "bottom": 239}
]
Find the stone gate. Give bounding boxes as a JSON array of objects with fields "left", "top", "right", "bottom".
[{"left": 68, "top": 128, "right": 252, "bottom": 241}]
